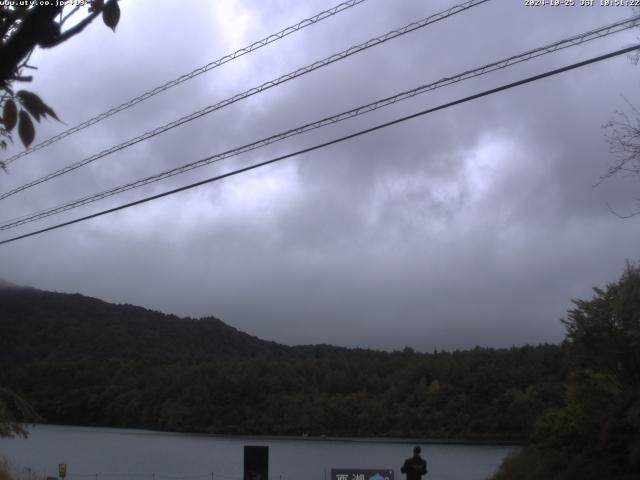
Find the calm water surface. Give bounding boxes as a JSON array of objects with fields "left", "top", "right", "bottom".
[{"left": 0, "top": 425, "right": 515, "bottom": 480}]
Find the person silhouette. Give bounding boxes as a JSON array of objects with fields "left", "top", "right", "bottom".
[{"left": 401, "top": 446, "right": 427, "bottom": 479}]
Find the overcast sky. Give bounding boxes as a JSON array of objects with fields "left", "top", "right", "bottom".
[{"left": 1, "top": 0, "right": 639, "bottom": 351}]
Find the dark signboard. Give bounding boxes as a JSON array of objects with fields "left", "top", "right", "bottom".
[
  {"left": 243, "top": 445, "right": 268, "bottom": 480},
  {"left": 331, "top": 469, "right": 394, "bottom": 480}
]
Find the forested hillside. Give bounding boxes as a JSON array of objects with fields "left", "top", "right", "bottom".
[
  {"left": 0, "top": 345, "right": 565, "bottom": 439},
  {"left": 492, "top": 264, "right": 640, "bottom": 479},
  {"left": 0, "top": 282, "right": 566, "bottom": 440},
  {"left": 0, "top": 284, "right": 288, "bottom": 360}
]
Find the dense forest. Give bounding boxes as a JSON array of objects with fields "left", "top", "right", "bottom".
[
  {"left": 492, "top": 264, "right": 640, "bottom": 480},
  {"left": 0, "top": 346, "right": 566, "bottom": 439},
  {"left": 0, "top": 281, "right": 565, "bottom": 440}
]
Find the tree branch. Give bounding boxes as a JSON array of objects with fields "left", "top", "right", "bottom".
[
  {"left": 0, "top": 11, "right": 16, "bottom": 40},
  {"left": 52, "top": 8, "right": 102, "bottom": 46},
  {"left": 59, "top": 5, "right": 81, "bottom": 27},
  {"left": 11, "top": 75, "right": 32, "bottom": 82},
  {"left": 0, "top": 6, "right": 63, "bottom": 84}
]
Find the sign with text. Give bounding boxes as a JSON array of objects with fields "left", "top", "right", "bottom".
[
  {"left": 58, "top": 464, "right": 67, "bottom": 479},
  {"left": 331, "top": 469, "right": 394, "bottom": 480}
]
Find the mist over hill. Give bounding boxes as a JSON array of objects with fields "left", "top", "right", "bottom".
[{"left": 0, "top": 278, "right": 21, "bottom": 289}]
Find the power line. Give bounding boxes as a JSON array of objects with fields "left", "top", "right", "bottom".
[
  {"left": 1, "top": 14, "right": 638, "bottom": 230},
  {"left": 1, "top": 0, "right": 369, "bottom": 167},
  {"left": 0, "top": 0, "right": 491, "bottom": 202},
  {"left": 1, "top": 44, "right": 636, "bottom": 247}
]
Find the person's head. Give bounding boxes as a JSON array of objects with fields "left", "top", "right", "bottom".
[{"left": 413, "top": 446, "right": 421, "bottom": 456}]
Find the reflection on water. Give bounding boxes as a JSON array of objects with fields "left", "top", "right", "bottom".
[{"left": 0, "top": 425, "right": 515, "bottom": 480}]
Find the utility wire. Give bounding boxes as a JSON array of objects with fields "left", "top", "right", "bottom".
[
  {"left": 1, "top": 0, "right": 369, "bottom": 167},
  {"left": 1, "top": 14, "right": 638, "bottom": 230},
  {"left": 0, "top": 0, "right": 491, "bottom": 202},
  {"left": 1, "top": 44, "right": 637, "bottom": 247}
]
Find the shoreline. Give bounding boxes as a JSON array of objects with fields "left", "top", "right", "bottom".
[{"left": 26, "top": 423, "right": 523, "bottom": 447}]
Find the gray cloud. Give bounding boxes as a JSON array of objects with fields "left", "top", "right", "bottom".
[{"left": 1, "top": 0, "right": 640, "bottom": 351}]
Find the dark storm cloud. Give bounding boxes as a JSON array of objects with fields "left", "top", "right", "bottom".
[{"left": 1, "top": 0, "right": 640, "bottom": 351}]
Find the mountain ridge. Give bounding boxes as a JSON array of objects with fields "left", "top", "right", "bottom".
[
  {"left": 0, "top": 283, "right": 292, "bottom": 362},
  {"left": 0, "top": 277, "right": 23, "bottom": 289}
]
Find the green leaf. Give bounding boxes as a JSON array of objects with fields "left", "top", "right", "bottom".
[
  {"left": 102, "top": 0, "right": 120, "bottom": 32},
  {"left": 17, "top": 90, "right": 59, "bottom": 122},
  {"left": 17, "top": 91, "right": 42, "bottom": 122},
  {"left": 3, "top": 99, "right": 17, "bottom": 132},
  {"left": 18, "top": 110, "right": 35, "bottom": 148}
]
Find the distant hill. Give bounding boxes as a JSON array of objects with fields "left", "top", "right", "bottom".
[
  {"left": 0, "top": 284, "right": 290, "bottom": 362},
  {"left": 0, "top": 282, "right": 568, "bottom": 440},
  {"left": 0, "top": 277, "right": 22, "bottom": 289}
]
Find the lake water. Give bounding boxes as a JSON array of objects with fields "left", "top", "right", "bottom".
[{"left": 0, "top": 425, "right": 515, "bottom": 480}]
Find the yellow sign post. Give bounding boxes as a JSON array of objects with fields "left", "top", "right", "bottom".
[{"left": 58, "top": 464, "right": 67, "bottom": 479}]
